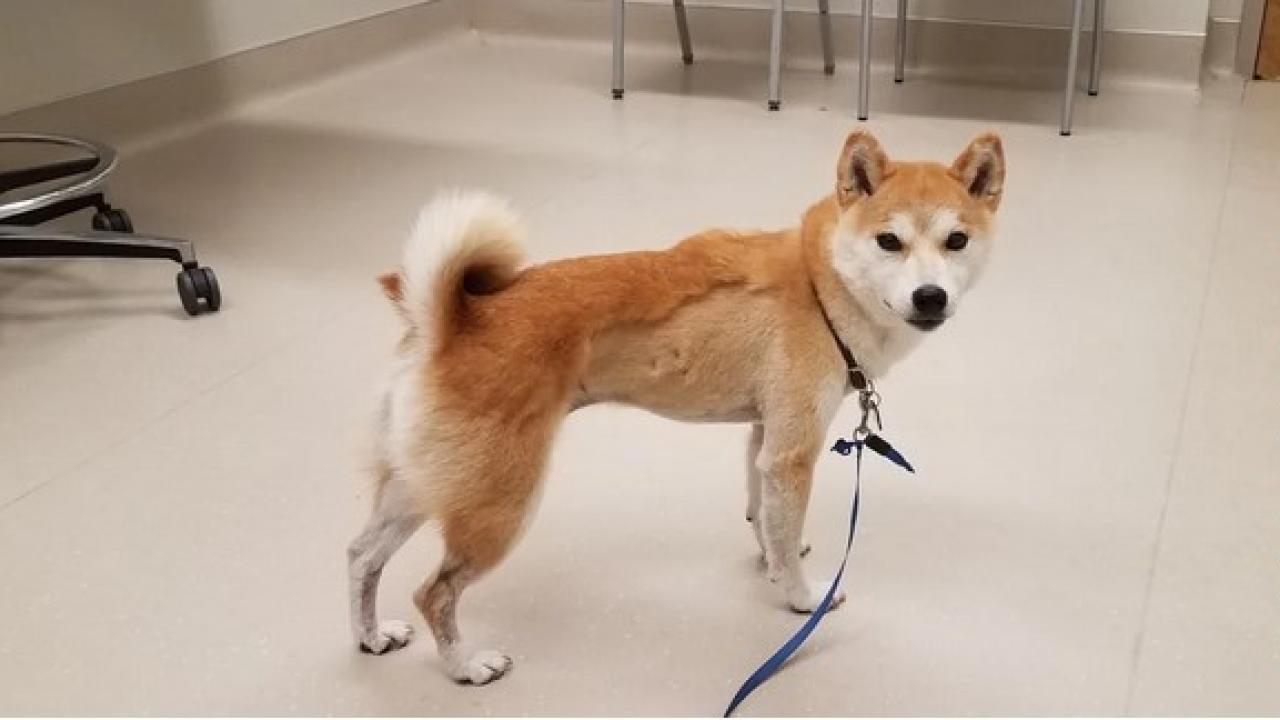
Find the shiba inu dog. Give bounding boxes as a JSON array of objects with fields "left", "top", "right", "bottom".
[{"left": 347, "top": 129, "right": 1005, "bottom": 684}]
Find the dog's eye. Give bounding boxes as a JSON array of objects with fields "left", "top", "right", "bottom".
[
  {"left": 945, "top": 231, "right": 969, "bottom": 251},
  {"left": 876, "top": 233, "right": 902, "bottom": 252}
]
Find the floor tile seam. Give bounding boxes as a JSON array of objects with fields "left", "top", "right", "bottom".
[{"left": 1120, "top": 84, "right": 1247, "bottom": 715}]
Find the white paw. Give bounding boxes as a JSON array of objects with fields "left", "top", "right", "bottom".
[
  {"left": 449, "top": 649, "right": 513, "bottom": 685},
  {"left": 787, "top": 583, "right": 846, "bottom": 614},
  {"left": 359, "top": 620, "right": 414, "bottom": 654}
]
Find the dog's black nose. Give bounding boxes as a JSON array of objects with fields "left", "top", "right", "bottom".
[{"left": 912, "top": 285, "right": 948, "bottom": 315}]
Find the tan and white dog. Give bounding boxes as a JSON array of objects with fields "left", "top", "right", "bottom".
[{"left": 347, "top": 130, "right": 1005, "bottom": 684}]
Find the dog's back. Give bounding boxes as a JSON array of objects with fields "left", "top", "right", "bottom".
[{"left": 382, "top": 194, "right": 801, "bottom": 421}]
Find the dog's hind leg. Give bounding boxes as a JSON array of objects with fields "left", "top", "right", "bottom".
[
  {"left": 415, "top": 430, "right": 553, "bottom": 685},
  {"left": 348, "top": 463, "right": 426, "bottom": 655}
]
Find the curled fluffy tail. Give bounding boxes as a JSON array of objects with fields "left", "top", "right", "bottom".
[{"left": 380, "top": 191, "right": 526, "bottom": 348}]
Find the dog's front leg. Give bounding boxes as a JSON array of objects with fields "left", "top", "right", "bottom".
[
  {"left": 756, "top": 443, "right": 846, "bottom": 613},
  {"left": 745, "top": 424, "right": 767, "bottom": 555},
  {"left": 746, "top": 423, "right": 811, "bottom": 561}
]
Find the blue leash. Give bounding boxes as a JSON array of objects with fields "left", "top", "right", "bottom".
[{"left": 723, "top": 424, "right": 914, "bottom": 717}]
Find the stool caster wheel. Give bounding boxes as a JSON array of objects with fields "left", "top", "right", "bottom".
[
  {"left": 768, "top": 100, "right": 780, "bottom": 111},
  {"left": 92, "top": 208, "right": 133, "bottom": 232},
  {"left": 176, "top": 266, "right": 221, "bottom": 316}
]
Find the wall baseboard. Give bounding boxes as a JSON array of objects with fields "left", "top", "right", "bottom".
[
  {"left": 0, "top": 0, "right": 467, "bottom": 152},
  {"left": 472, "top": 0, "right": 1208, "bottom": 90},
  {"left": 1204, "top": 16, "right": 1242, "bottom": 77}
]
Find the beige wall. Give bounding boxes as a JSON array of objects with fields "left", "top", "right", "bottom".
[
  {"left": 0, "top": 0, "right": 431, "bottom": 116},
  {"left": 0, "top": 0, "right": 1228, "bottom": 118}
]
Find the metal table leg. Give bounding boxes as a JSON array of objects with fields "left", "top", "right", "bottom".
[
  {"left": 612, "top": 0, "right": 625, "bottom": 98},
  {"left": 818, "top": 0, "right": 834, "bottom": 75},
  {"left": 768, "top": 0, "right": 785, "bottom": 110},
  {"left": 858, "top": 0, "right": 872, "bottom": 121},
  {"left": 673, "top": 0, "right": 693, "bottom": 64},
  {"left": 895, "top": 0, "right": 908, "bottom": 82},
  {"left": 1060, "top": 0, "right": 1085, "bottom": 135},
  {"left": 1088, "top": 0, "right": 1104, "bottom": 95}
]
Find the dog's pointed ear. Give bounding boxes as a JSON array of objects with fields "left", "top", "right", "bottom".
[
  {"left": 378, "top": 271, "right": 413, "bottom": 324},
  {"left": 836, "top": 130, "right": 889, "bottom": 207},
  {"left": 378, "top": 271, "right": 404, "bottom": 307},
  {"left": 951, "top": 133, "right": 1005, "bottom": 211}
]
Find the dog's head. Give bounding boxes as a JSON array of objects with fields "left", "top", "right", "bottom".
[{"left": 828, "top": 130, "right": 1005, "bottom": 332}]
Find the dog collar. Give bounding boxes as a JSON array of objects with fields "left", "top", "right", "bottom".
[{"left": 812, "top": 288, "right": 869, "bottom": 391}]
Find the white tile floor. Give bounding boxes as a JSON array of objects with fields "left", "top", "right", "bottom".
[{"left": 1, "top": 29, "right": 1278, "bottom": 716}]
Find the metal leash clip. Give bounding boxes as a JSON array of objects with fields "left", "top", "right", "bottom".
[
  {"left": 833, "top": 384, "right": 882, "bottom": 456},
  {"left": 855, "top": 388, "right": 882, "bottom": 442}
]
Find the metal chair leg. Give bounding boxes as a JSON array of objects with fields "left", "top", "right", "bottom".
[
  {"left": 818, "top": 0, "right": 834, "bottom": 75},
  {"left": 612, "top": 0, "right": 625, "bottom": 98},
  {"left": 673, "top": 0, "right": 693, "bottom": 64},
  {"left": 768, "top": 0, "right": 784, "bottom": 110},
  {"left": 895, "top": 0, "right": 908, "bottom": 82},
  {"left": 1060, "top": 0, "right": 1085, "bottom": 135},
  {"left": 858, "top": 0, "right": 872, "bottom": 121},
  {"left": 1088, "top": 0, "right": 1104, "bottom": 95}
]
